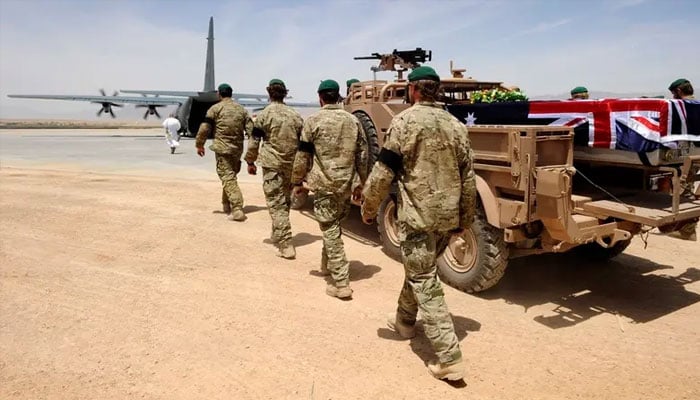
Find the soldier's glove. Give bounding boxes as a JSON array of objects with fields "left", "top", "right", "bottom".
[
  {"left": 352, "top": 185, "right": 363, "bottom": 202},
  {"left": 292, "top": 184, "right": 307, "bottom": 198},
  {"left": 247, "top": 162, "right": 257, "bottom": 175}
]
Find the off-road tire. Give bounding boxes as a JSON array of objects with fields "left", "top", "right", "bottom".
[
  {"left": 377, "top": 196, "right": 402, "bottom": 261},
  {"left": 437, "top": 205, "right": 509, "bottom": 293},
  {"left": 576, "top": 239, "right": 632, "bottom": 261},
  {"left": 353, "top": 112, "right": 380, "bottom": 171}
]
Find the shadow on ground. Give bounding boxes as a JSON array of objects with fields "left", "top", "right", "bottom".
[
  {"left": 476, "top": 252, "right": 700, "bottom": 328},
  {"left": 295, "top": 202, "right": 381, "bottom": 248},
  {"left": 377, "top": 314, "right": 480, "bottom": 388},
  {"left": 308, "top": 260, "right": 381, "bottom": 283}
]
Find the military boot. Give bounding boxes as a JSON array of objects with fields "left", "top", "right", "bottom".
[
  {"left": 222, "top": 202, "right": 232, "bottom": 214},
  {"left": 427, "top": 358, "right": 465, "bottom": 381},
  {"left": 386, "top": 313, "right": 416, "bottom": 339},
  {"left": 229, "top": 208, "right": 246, "bottom": 222},
  {"left": 326, "top": 284, "right": 353, "bottom": 299},
  {"left": 319, "top": 251, "right": 330, "bottom": 276},
  {"left": 277, "top": 242, "right": 296, "bottom": 260}
]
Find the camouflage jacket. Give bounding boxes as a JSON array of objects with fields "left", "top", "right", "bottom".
[
  {"left": 244, "top": 102, "right": 303, "bottom": 170},
  {"left": 291, "top": 104, "right": 368, "bottom": 195},
  {"left": 361, "top": 101, "right": 476, "bottom": 233},
  {"left": 195, "top": 97, "right": 253, "bottom": 155}
]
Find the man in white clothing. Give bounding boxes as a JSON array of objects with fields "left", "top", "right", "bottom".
[{"left": 162, "top": 113, "right": 182, "bottom": 154}]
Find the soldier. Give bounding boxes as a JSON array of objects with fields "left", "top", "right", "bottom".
[
  {"left": 669, "top": 78, "right": 694, "bottom": 100},
  {"left": 244, "top": 79, "right": 304, "bottom": 259},
  {"left": 360, "top": 66, "right": 473, "bottom": 381},
  {"left": 196, "top": 83, "right": 253, "bottom": 221},
  {"left": 569, "top": 86, "right": 589, "bottom": 100},
  {"left": 344, "top": 78, "right": 360, "bottom": 105},
  {"left": 291, "top": 79, "right": 368, "bottom": 299},
  {"left": 346, "top": 78, "right": 359, "bottom": 95},
  {"left": 668, "top": 78, "right": 697, "bottom": 241}
]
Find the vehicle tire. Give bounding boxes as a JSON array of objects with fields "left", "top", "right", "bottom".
[
  {"left": 353, "top": 112, "right": 380, "bottom": 172},
  {"left": 377, "top": 195, "right": 402, "bottom": 261},
  {"left": 576, "top": 239, "right": 632, "bottom": 261},
  {"left": 437, "top": 204, "right": 509, "bottom": 293}
]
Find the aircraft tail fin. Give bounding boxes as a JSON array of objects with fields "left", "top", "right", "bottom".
[{"left": 203, "top": 17, "right": 215, "bottom": 92}]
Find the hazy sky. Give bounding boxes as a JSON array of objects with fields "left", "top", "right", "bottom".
[{"left": 1, "top": 0, "right": 699, "bottom": 119}]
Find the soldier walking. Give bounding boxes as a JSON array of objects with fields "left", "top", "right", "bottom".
[
  {"left": 195, "top": 83, "right": 253, "bottom": 221},
  {"left": 361, "top": 66, "right": 474, "bottom": 381},
  {"left": 244, "top": 79, "right": 304, "bottom": 259},
  {"left": 668, "top": 78, "right": 698, "bottom": 241},
  {"left": 291, "top": 79, "right": 367, "bottom": 299}
]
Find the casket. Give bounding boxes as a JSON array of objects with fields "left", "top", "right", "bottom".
[{"left": 447, "top": 99, "right": 700, "bottom": 166}]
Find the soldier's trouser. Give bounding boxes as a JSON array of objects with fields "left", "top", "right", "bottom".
[
  {"left": 216, "top": 152, "right": 244, "bottom": 210},
  {"left": 679, "top": 164, "right": 699, "bottom": 235},
  {"left": 262, "top": 167, "right": 293, "bottom": 245},
  {"left": 397, "top": 229, "right": 462, "bottom": 365},
  {"left": 314, "top": 191, "right": 351, "bottom": 286}
]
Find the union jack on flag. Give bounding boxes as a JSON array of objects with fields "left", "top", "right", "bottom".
[{"left": 447, "top": 99, "right": 700, "bottom": 152}]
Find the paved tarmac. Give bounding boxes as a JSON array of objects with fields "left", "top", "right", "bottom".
[{"left": 0, "top": 128, "right": 261, "bottom": 183}]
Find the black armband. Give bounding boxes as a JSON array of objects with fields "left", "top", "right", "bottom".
[
  {"left": 378, "top": 148, "right": 403, "bottom": 175},
  {"left": 203, "top": 117, "right": 216, "bottom": 127},
  {"left": 252, "top": 127, "right": 266, "bottom": 139},
  {"left": 298, "top": 141, "right": 315, "bottom": 154}
]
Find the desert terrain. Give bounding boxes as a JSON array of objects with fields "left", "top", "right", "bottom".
[{"left": 0, "top": 127, "right": 699, "bottom": 400}]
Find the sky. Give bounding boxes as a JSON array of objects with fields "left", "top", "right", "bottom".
[{"left": 1, "top": 0, "right": 699, "bottom": 120}]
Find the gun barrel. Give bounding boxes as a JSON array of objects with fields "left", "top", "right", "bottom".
[{"left": 354, "top": 56, "right": 381, "bottom": 60}]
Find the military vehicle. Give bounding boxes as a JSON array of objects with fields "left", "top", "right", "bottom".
[{"left": 342, "top": 48, "right": 700, "bottom": 293}]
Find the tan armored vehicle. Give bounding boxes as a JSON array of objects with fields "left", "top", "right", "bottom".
[{"left": 344, "top": 48, "right": 700, "bottom": 293}]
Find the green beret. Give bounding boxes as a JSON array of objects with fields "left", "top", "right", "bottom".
[
  {"left": 346, "top": 78, "right": 360, "bottom": 87},
  {"left": 668, "top": 78, "right": 689, "bottom": 91},
  {"left": 268, "top": 78, "right": 285, "bottom": 88},
  {"left": 408, "top": 66, "right": 440, "bottom": 82},
  {"left": 218, "top": 83, "right": 232, "bottom": 92},
  {"left": 317, "top": 79, "right": 340, "bottom": 93},
  {"left": 570, "top": 86, "right": 588, "bottom": 95}
]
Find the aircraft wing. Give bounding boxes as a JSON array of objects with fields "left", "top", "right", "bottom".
[
  {"left": 285, "top": 101, "right": 319, "bottom": 108},
  {"left": 120, "top": 89, "right": 269, "bottom": 101},
  {"left": 7, "top": 94, "right": 184, "bottom": 106}
]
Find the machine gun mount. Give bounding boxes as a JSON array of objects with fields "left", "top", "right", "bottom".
[{"left": 354, "top": 48, "right": 432, "bottom": 80}]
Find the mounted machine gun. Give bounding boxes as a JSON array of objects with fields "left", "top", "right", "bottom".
[{"left": 354, "top": 48, "right": 432, "bottom": 80}]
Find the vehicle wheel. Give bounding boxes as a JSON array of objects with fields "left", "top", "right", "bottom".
[
  {"left": 576, "top": 239, "right": 632, "bottom": 261},
  {"left": 437, "top": 204, "right": 509, "bottom": 293},
  {"left": 353, "top": 112, "right": 380, "bottom": 172},
  {"left": 377, "top": 195, "right": 402, "bottom": 261},
  {"left": 290, "top": 189, "right": 309, "bottom": 210}
]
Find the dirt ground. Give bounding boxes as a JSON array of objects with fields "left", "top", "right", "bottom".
[{"left": 1, "top": 167, "right": 699, "bottom": 400}]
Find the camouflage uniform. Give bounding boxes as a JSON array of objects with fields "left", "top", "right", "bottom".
[
  {"left": 361, "top": 101, "right": 476, "bottom": 365},
  {"left": 292, "top": 104, "right": 368, "bottom": 287},
  {"left": 679, "top": 94, "right": 698, "bottom": 240},
  {"left": 244, "top": 102, "right": 304, "bottom": 246},
  {"left": 196, "top": 97, "right": 253, "bottom": 213}
]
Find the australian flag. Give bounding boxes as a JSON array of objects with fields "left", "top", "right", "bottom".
[{"left": 447, "top": 99, "right": 700, "bottom": 152}]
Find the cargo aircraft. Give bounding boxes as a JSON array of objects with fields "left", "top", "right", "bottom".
[{"left": 8, "top": 17, "right": 315, "bottom": 136}]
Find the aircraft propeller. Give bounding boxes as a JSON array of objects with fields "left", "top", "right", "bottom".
[
  {"left": 96, "top": 89, "right": 122, "bottom": 118},
  {"left": 136, "top": 104, "right": 164, "bottom": 120}
]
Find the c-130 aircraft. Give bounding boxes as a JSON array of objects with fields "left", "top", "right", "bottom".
[{"left": 8, "top": 17, "right": 315, "bottom": 136}]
